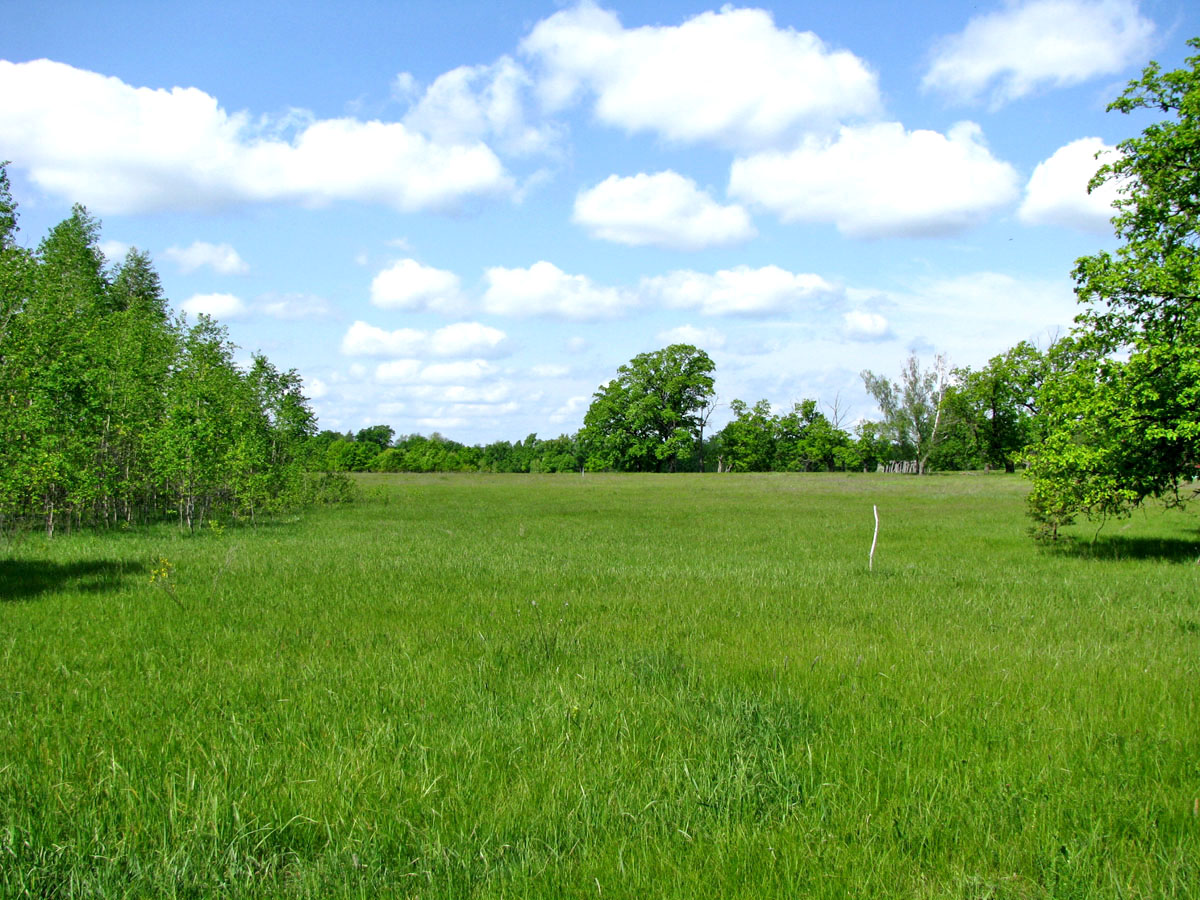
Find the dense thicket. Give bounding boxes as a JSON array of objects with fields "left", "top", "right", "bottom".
[{"left": 0, "top": 165, "right": 318, "bottom": 535}]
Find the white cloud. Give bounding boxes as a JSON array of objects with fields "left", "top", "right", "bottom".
[
  {"left": 341, "top": 320, "right": 509, "bottom": 359},
  {"left": 842, "top": 310, "right": 892, "bottom": 341},
  {"left": 549, "top": 394, "right": 589, "bottom": 425},
  {"left": 530, "top": 363, "right": 570, "bottom": 378},
  {"left": 923, "top": 0, "right": 1156, "bottom": 107},
  {"left": 99, "top": 239, "right": 130, "bottom": 262},
  {"left": 656, "top": 324, "right": 727, "bottom": 349},
  {"left": 379, "top": 362, "right": 501, "bottom": 386},
  {"left": 417, "top": 417, "right": 469, "bottom": 431},
  {"left": 419, "top": 360, "right": 496, "bottom": 383},
  {"left": 305, "top": 377, "right": 329, "bottom": 399},
  {"left": 180, "top": 292, "right": 248, "bottom": 320},
  {"left": 257, "top": 292, "right": 332, "bottom": 319},
  {"left": 729, "top": 121, "right": 1019, "bottom": 237},
  {"left": 370, "top": 258, "right": 465, "bottom": 314},
  {"left": 882, "top": 272, "right": 1078, "bottom": 363},
  {"left": 1018, "top": 137, "right": 1122, "bottom": 231},
  {"left": 428, "top": 321, "right": 508, "bottom": 357},
  {"left": 408, "top": 383, "right": 512, "bottom": 402},
  {"left": 573, "top": 171, "right": 755, "bottom": 249},
  {"left": 0, "top": 59, "right": 513, "bottom": 214},
  {"left": 342, "top": 322, "right": 425, "bottom": 357},
  {"left": 521, "top": 3, "right": 880, "bottom": 148},
  {"left": 164, "top": 240, "right": 249, "bottom": 274},
  {"left": 483, "top": 261, "right": 633, "bottom": 318},
  {"left": 374, "top": 359, "right": 422, "bottom": 382},
  {"left": 402, "top": 56, "right": 561, "bottom": 156},
  {"left": 391, "top": 72, "right": 419, "bottom": 102},
  {"left": 642, "top": 265, "right": 837, "bottom": 317}
]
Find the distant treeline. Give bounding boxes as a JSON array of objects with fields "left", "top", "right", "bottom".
[
  {"left": 0, "top": 161, "right": 1034, "bottom": 544},
  {"left": 309, "top": 394, "right": 1022, "bottom": 476},
  {"left": 0, "top": 165, "right": 339, "bottom": 536}
]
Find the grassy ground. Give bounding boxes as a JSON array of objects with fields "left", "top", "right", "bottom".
[{"left": 1, "top": 473, "right": 1197, "bottom": 898}]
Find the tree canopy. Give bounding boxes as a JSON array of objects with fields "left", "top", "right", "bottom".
[
  {"left": 861, "top": 354, "right": 949, "bottom": 475},
  {"left": 581, "top": 344, "right": 716, "bottom": 472},
  {"left": 1027, "top": 39, "right": 1200, "bottom": 536},
  {"left": 0, "top": 164, "right": 319, "bottom": 535}
]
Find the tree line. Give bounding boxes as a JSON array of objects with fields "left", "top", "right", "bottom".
[
  {"left": 315, "top": 340, "right": 1046, "bottom": 478},
  {"left": 2, "top": 40, "right": 1195, "bottom": 539},
  {"left": 328, "top": 40, "right": 1200, "bottom": 540},
  {"left": 0, "top": 164, "right": 333, "bottom": 536}
]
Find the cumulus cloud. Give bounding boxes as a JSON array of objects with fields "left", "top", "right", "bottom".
[
  {"left": 642, "top": 265, "right": 837, "bottom": 317},
  {"left": 655, "top": 324, "right": 727, "bottom": 349},
  {"left": 370, "top": 258, "right": 466, "bottom": 314},
  {"left": 164, "top": 240, "right": 249, "bottom": 274},
  {"left": 180, "top": 292, "right": 248, "bottom": 320},
  {"left": 428, "top": 321, "right": 509, "bottom": 357},
  {"left": 923, "top": 0, "right": 1156, "bottom": 107},
  {"left": 520, "top": 3, "right": 880, "bottom": 148},
  {"left": 483, "top": 261, "right": 633, "bottom": 318},
  {"left": 573, "top": 171, "right": 755, "bottom": 249},
  {"left": 883, "top": 271, "right": 1078, "bottom": 361},
  {"left": 1018, "top": 137, "right": 1122, "bottom": 231},
  {"left": 729, "top": 121, "right": 1019, "bottom": 237},
  {"left": 549, "top": 394, "right": 589, "bottom": 425},
  {"left": 842, "top": 310, "right": 892, "bottom": 341},
  {"left": 341, "top": 320, "right": 509, "bottom": 358},
  {"left": 305, "top": 377, "right": 329, "bottom": 399},
  {"left": 0, "top": 59, "right": 513, "bottom": 214},
  {"left": 401, "top": 56, "right": 561, "bottom": 156}
]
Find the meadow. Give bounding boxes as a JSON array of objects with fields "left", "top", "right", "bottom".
[{"left": 1, "top": 473, "right": 1197, "bottom": 899}]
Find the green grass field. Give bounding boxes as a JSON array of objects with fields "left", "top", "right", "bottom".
[{"left": 2, "top": 473, "right": 1198, "bottom": 898}]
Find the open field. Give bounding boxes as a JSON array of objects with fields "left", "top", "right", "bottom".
[{"left": 1, "top": 473, "right": 1198, "bottom": 898}]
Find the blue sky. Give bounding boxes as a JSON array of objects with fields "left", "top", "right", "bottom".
[{"left": 3, "top": 0, "right": 1197, "bottom": 442}]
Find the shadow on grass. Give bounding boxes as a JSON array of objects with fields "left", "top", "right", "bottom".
[
  {"left": 1048, "top": 535, "right": 1200, "bottom": 564},
  {"left": 0, "top": 559, "right": 146, "bottom": 601}
]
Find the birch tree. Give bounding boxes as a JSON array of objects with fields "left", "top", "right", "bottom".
[{"left": 861, "top": 353, "right": 950, "bottom": 474}]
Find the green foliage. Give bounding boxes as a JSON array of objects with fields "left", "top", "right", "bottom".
[
  {"left": 934, "top": 342, "right": 1047, "bottom": 473},
  {"left": 717, "top": 398, "right": 776, "bottom": 471},
  {"left": 0, "top": 160, "right": 18, "bottom": 247},
  {"left": 1028, "top": 40, "right": 1200, "bottom": 535},
  {"left": 354, "top": 423, "right": 394, "bottom": 451},
  {"left": 0, "top": 166, "right": 317, "bottom": 533},
  {"left": 303, "top": 430, "right": 584, "bottom": 475},
  {"left": 861, "top": 353, "right": 949, "bottom": 473},
  {"left": 581, "top": 344, "right": 716, "bottom": 471},
  {"left": 715, "top": 398, "right": 855, "bottom": 472},
  {"left": 2, "top": 475, "right": 1196, "bottom": 897}
]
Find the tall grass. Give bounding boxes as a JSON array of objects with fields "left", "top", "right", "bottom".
[{"left": 1, "top": 473, "right": 1197, "bottom": 898}]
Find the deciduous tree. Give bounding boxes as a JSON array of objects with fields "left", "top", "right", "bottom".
[
  {"left": 581, "top": 344, "right": 715, "bottom": 472},
  {"left": 861, "top": 353, "right": 949, "bottom": 474},
  {"left": 1028, "top": 40, "right": 1200, "bottom": 536}
]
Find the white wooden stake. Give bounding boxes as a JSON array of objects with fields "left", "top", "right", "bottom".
[{"left": 870, "top": 504, "right": 879, "bottom": 571}]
